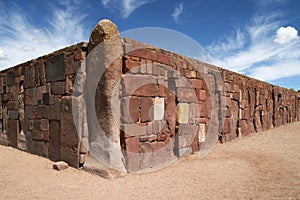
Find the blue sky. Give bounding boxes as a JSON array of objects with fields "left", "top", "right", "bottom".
[{"left": 0, "top": 0, "right": 299, "bottom": 90}]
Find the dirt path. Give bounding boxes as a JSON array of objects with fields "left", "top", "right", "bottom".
[{"left": 1, "top": 122, "right": 300, "bottom": 200}]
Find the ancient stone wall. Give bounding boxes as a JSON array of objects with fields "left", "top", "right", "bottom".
[
  {"left": 0, "top": 19, "right": 299, "bottom": 177},
  {"left": 0, "top": 42, "right": 88, "bottom": 168},
  {"left": 120, "top": 38, "right": 300, "bottom": 172}
]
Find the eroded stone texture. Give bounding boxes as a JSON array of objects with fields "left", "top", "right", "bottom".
[{"left": 85, "top": 19, "right": 126, "bottom": 177}]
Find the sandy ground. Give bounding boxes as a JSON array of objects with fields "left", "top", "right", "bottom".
[{"left": 0, "top": 122, "right": 300, "bottom": 200}]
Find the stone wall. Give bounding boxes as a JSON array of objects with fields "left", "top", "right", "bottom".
[
  {"left": 120, "top": 37, "right": 300, "bottom": 172},
  {"left": 0, "top": 42, "right": 88, "bottom": 168},
  {"left": 0, "top": 19, "right": 299, "bottom": 177}
]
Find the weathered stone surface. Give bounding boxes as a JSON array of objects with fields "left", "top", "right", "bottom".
[
  {"left": 46, "top": 53, "right": 65, "bottom": 82},
  {"left": 140, "top": 97, "right": 154, "bottom": 122},
  {"left": 49, "top": 120, "right": 60, "bottom": 161},
  {"left": 8, "top": 119, "right": 19, "bottom": 148},
  {"left": 177, "top": 88, "right": 198, "bottom": 102},
  {"left": 176, "top": 103, "right": 189, "bottom": 124},
  {"left": 50, "top": 82, "right": 65, "bottom": 95},
  {"left": 122, "top": 123, "right": 147, "bottom": 137},
  {"left": 53, "top": 161, "right": 69, "bottom": 171},
  {"left": 122, "top": 74, "right": 157, "bottom": 97},
  {"left": 125, "top": 137, "right": 139, "bottom": 153},
  {"left": 85, "top": 19, "right": 126, "bottom": 174},
  {"left": 60, "top": 96, "right": 79, "bottom": 168},
  {"left": 121, "top": 97, "right": 140, "bottom": 123},
  {"left": 153, "top": 97, "right": 164, "bottom": 120}
]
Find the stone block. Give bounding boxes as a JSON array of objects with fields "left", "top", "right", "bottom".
[
  {"left": 46, "top": 53, "right": 65, "bottom": 82},
  {"left": 35, "top": 62, "right": 46, "bottom": 86},
  {"left": 177, "top": 88, "right": 198, "bottom": 102},
  {"left": 43, "top": 93, "right": 50, "bottom": 105},
  {"left": 176, "top": 103, "right": 189, "bottom": 124},
  {"left": 53, "top": 161, "right": 69, "bottom": 171},
  {"left": 190, "top": 79, "right": 203, "bottom": 89},
  {"left": 36, "top": 105, "right": 48, "bottom": 119},
  {"left": 222, "top": 118, "right": 231, "bottom": 134},
  {"left": 48, "top": 98, "right": 61, "bottom": 120},
  {"left": 7, "top": 71, "right": 16, "bottom": 86},
  {"left": 8, "top": 119, "right": 19, "bottom": 148},
  {"left": 40, "top": 119, "right": 49, "bottom": 131},
  {"left": 153, "top": 97, "right": 164, "bottom": 120},
  {"left": 60, "top": 96, "right": 79, "bottom": 168},
  {"left": 125, "top": 137, "right": 139, "bottom": 153},
  {"left": 31, "top": 130, "right": 49, "bottom": 141},
  {"left": 139, "top": 143, "right": 152, "bottom": 169},
  {"left": 177, "top": 147, "right": 192, "bottom": 157},
  {"left": 49, "top": 120, "right": 60, "bottom": 161},
  {"left": 198, "top": 124, "right": 206, "bottom": 143},
  {"left": 122, "top": 74, "right": 157, "bottom": 97},
  {"left": 8, "top": 110, "right": 18, "bottom": 120},
  {"left": 30, "top": 140, "right": 49, "bottom": 158},
  {"left": 140, "top": 97, "right": 154, "bottom": 122},
  {"left": 64, "top": 55, "right": 75, "bottom": 75},
  {"left": 122, "top": 123, "right": 147, "bottom": 137},
  {"left": 125, "top": 153, "right": 140, "bottom": 172},
  {"left": 124, "top": 59, "right": 141, "bottom": 73},
  {"left": 177, "top": 134, "right": 195, "bottom": 149},
  {"left": 121, "top": 97, "right": 140, "bottom": 123},
  {"left": 7, "top": 101, "right": 18, "bottom": 110},
  {"left": 177, "top": 124, "right": 198, "bottom": 136},
  {"left": 65, "top": 75, "right": 74, "bottom": 95},
  {"left": 50, "top": 82, "right": 66, "bottom": 95}
]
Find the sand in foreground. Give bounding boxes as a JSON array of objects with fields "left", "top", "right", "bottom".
[{"left": 0, "top": 122, "right": 299, "bottom": 200}]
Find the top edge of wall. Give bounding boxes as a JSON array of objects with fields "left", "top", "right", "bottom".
[{"left": 0, "top": 41, "right": 88, "bottom": 74}]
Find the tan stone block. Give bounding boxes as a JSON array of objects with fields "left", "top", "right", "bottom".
[{"left": 176, "top": 103, "right": 189, "bottom": 124}]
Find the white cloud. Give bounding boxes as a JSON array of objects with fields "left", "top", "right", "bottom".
[
  {"left": 171, "top": 3, "right": 183, "bottom": 23},
  {"left": 0, "top": 48, "right": 7, "bottom": 60},
  {"left": 206, "top": 13, "right": 300, "bottom": 85},
  {"left": 249, "top": 60, "right": 300, "bottom": 81},
  {"left": 274, "top": 26, "right": 299, "bottom": 44},
  {"left": 0, "top": 1, "right": 87, "bottom": 69},
  {"left": 101, "top": 0, "right": 155, "bottom": 18},
  {"left": 22, "top": 46, "right": 36, "bottom": 52}
]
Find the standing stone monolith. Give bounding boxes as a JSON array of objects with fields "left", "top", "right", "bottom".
[{"left": 83, "top": 19, "right": 126, "bottom": 178}]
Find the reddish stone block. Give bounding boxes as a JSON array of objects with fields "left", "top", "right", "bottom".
[
  {"left": 122, "top": 74, "right": 157, "bottom": 97},
  {"left": 197, "top": 89, "right": 207, "bottom": 102},
  {"left": 122, "top": 123, "right": 147, "bottom": 137},
  {"left": 177, "top": 124, "right": 198, "bottom": 136},
  {"left": 124, "top": 59, "right": 141, "bottom": 73},
  {"left": 157, "top": 53, "right": 170, "bottom": 65},
  {"left": 199, "top": 102, "right": 208, "bottom": 118},
  {"left": 152, "top": 63, "right": 162, "bottom": 76},
  {"left": 190, "top": 79, "right": 203, "bottom": 89},
  {"left": 140, "top": 97, "right": 154, "bottom": 122},
  {"left": 121, "top": 97, "right": 140, "bottom": 123},
  {"left": 222, "top": 118, "right": 231, "bottom": 134},
  {"left": 191, "top": 138, "right": 199, "bottom": 152},
  {"left": 125, "top": 137, "right": 139, "bottom": 153},
  {"left": 150, "top": 141, "right": 165, "bottom": 152},
  {"left": 177, "top": 88, "right": 198, "bottom": 103}
]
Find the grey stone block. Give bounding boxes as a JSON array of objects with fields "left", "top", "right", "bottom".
[
  {"left": 46, "top": 53, "right": 65, "bottom": 82},
  {"left": 8, "top": 110, "right": 18, "bottom": 120}
]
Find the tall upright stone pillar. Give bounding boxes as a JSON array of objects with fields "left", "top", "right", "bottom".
[{"left": 83, "top": 19, "right": 126, "bottom": 178}]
